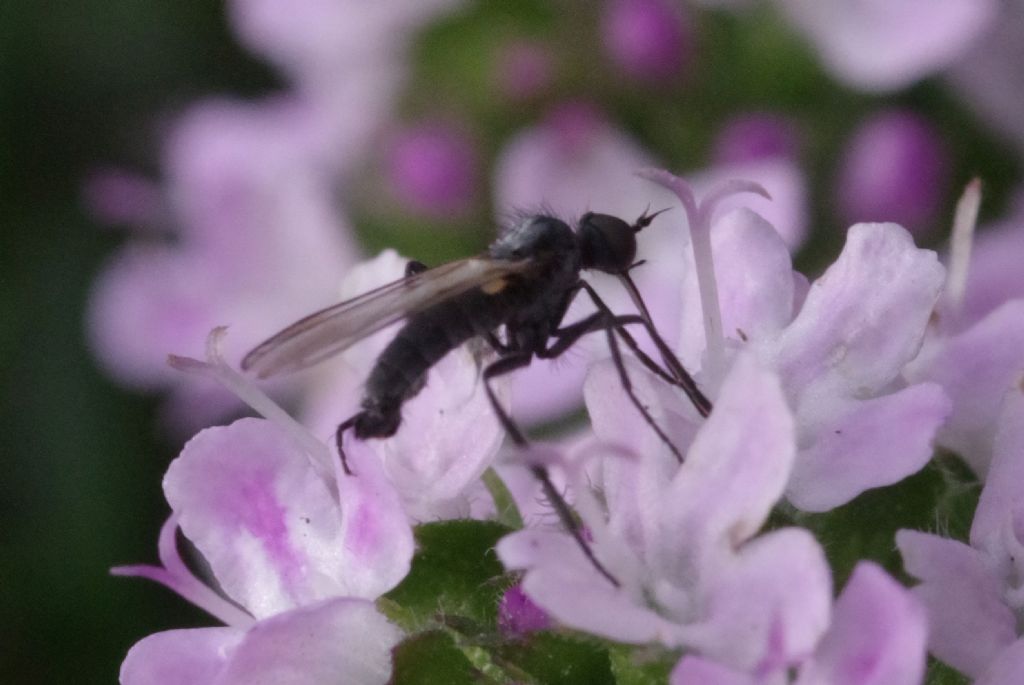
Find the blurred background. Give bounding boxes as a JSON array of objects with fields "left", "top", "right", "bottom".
[{"left": 2, "top": 0, "right": 1022, "bottom": 681}]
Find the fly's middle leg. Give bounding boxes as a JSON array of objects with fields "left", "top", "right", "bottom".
[{"left": 481, "top": 352, "right": 620, "bottom": 588}]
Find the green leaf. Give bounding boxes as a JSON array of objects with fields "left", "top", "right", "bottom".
[
  {"left": 779, "top": 454, "right": 980, "bottom": 585},
  {"left": 490, "top": 632, "right": 616, "bottom": 685},
  {"left": 608, "top": 644, "right": 678, "bottom": 685},
  {"left": 383, "top": 520, "right": 513, "bottom": 632},
  {"left": 389, "top": 631, "right": 482, "bottom": 685}
]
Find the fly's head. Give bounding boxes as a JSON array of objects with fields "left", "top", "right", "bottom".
[{"left": 578, "top": 208, "right": 668, "bottom": 274}]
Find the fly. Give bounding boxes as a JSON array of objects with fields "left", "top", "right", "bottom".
[{"left": 243, "top": 210, "right": 712, "bottom": 586}]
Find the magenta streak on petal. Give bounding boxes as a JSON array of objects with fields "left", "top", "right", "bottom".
[
  {"left": 344, "top": 500, "right": 380, "bottom": 558},
  {"left": 234, "top": 472, "right": 306, "bottom": 598}
]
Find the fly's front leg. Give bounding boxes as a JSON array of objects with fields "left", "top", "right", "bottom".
[
  {"left": 539, "top": 310, "right": 685, "bottom": 464},
  {"left": 578, "top": 280, "right": 712, "bottom": 417}
]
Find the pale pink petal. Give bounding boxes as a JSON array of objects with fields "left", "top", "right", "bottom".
[
  {"left": 496, "top": 529, "right": 672, "bottom": 643},
  {"left": 120, "top": 627, "right": 242, "bottom": 685},
  {"left": 164, "top": 418, "right": 410, "bottom": 617},
  {"left": 778, "top": 0, "right": 997, "bottom": 91},
  {"left": 677, "top": 207, "right": 795, "bottom": 370},
  {"left": 333, "top": 438, "right": 415, "bottom": 598},
  {"left": 971, "top": 385, "right": 1024, "bottom": 548},
  {"left": 796, "top": 562, "right": 926, "bottom": 685},
  {"left": 905, "top": 300, "right": 1024, "bottom": 475},
  {"left": 688, "top": 157, "right": 808, "bottom": 250},
  {"left": 687, "top": 528, "right": 832, "bottom": 672},
  {"left": 661, "top": 354, "right": 795, "bottom": 571},
  {"left": 954, "top": 201, "right": 1024, "bottom": 330},
  {"left": 218, "top": 598, "right": 402, "bottom": 685},
  {"left": 977, "top": 640, "right": 1024, "bottom": 685},
  {"left": 771, "top": 223, "right": 945, "bottom": 400},
  {"left": 377, "top": 343, "right": 505, "bottom": 517},
  {"left": 897, "top": 529, "right": 1016, "bottom": 678},
  {"left": 670, "top": 656, "right": 755, "bottom": 685},
  {"left": 786, "top": 383, "right": 951, "bottom": 512}
]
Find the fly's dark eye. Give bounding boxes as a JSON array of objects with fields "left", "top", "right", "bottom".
[{"left": 578, "top": 212, "right": 637, "bottom": 273}]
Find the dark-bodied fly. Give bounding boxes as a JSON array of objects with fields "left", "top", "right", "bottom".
[{"left": 242, "top": 211, "right": 711, "bottom": 585}]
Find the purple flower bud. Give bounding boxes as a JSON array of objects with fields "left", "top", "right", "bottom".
[
  {"left": 713, "top": 112, "right": 800, "bottom": 165},
  {"left": 386, "top": 121, "right": 477, "bottom": 218},
  {"left": 498, "top": 583, "right": 551, "bottom": 636},
  {"left": 836, "top": 109, "right": 950, "bottom": 233},
  {"left": 82, "top": 167, "right": 162, "bottom": 226},
  {"left": 495, "top": 40, "right": 553, "bottom": 101},
  {"left": 601, "top": 0, "right": 692, "bottom": 82}
]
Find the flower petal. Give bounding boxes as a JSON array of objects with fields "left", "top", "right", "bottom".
[
  {"left": 661, "top": 354, "right": 795, "bottom": 571},
  {"left": 771, "top": 223, "right": 944, "bottom": 401},
  {"left": 905, "top": 299, "right": 1024, "bottom": 476},
  {"left": 778, "top": 0, "right": 997, "bottom": 91},
  {"left": 677, "top": 207, "right": 796, "bottom": 371},
  {"left": 218, "top": 598, "right": 402, "bottom": 685},
  {"left": 896, "top": 529, "right": 1016, "bottom": 678},
  {"left": 786, "top": 382, "right": 951, "bottom": 512},
  {"left": 165, "top": 418, "right": 410, "bottom": 617},
  {"left": 686, "top": 528, "right": 832, "bottom": 672},
  {"left": 796, "top": 562, "right": 926, "bottom": 685},
  {"left": 977, "top": 640, "right": 1024, "bottom": 685},
  {"left": 670, "top": 656, "right": 754, "bottom": 685},
  {"left": 972, "top": 386, "right": 1024, "bottom": 556},
  {"left": 496, "top": 529, "right": 671, "bottom": 643},
  {"left": 120, "top": 628, "right": 242, "bottom": 685}
]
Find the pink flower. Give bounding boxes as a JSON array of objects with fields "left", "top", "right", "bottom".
[
  {"left": 776, "top": 0, "right": 997, "bottom": 92},
  {"left": 898, "top": 384, "right": 1024, "bottom": 683},
  {"left": 671, "top": 562, "right": 927, "bottom": 685},
  {"left": 499, "top": 355, "right": 834, "bottom": 674},
  {"left": 904, "top": 183, "right": 1024, "bottom": 476},
  {"left": 640, "top": 169, "right": 950, "bottom": 511},
  {"left": 601, "top": 0, "right": 694, "bottom": 82},
  {"left": 114, "top": 341, "right": 413, "bottom": 683},
  {"left": 87, "top": 98, "right": 359, "bottom": 431},
  {"left": 385, "top": 121, "right": 478, "bottom": 218}
]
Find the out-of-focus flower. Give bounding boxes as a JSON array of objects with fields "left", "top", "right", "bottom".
[
  {"left": 712, "top": 112, "right": 801, "bottom": 166},
  {"left": 385, "top": 121, "right": 478, "bottom": 218},
  {"left": 671, "top": 562, "right": 927, "bottom": 685},
  {"left": 88, "top": 98, "right": 358, "bottom": 431},
  {"left": 114, "top": 339, "right": 412, "bottom": 684},
  {"left": 600, "top": 0, "right": 694, "bottom": 82},
  {"left": 500, "top": 355, "right": 834, "bottom": 674},
  {"left": 947, "top": 2, "right": 1024, "bottom": 158},
  {"left": 776, "top": 0, "right": 998, "bottom": 92},
  {"left": 82, "top": 167, "right": 163, "bottom": 227},
  {"left": 640, "top": 170, "right": 950, "bottom": 511},
  {"left": 898, "top": 383, "right": 1024, "bottom": 683},
  {"left": 835, "top": 109, "right": 950, "bottom": 234},
  {"left": 904, "top": 183, "right": 1024, "bottom": 476}
]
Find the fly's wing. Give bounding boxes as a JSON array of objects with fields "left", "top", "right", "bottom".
[{"left": 241, "top": 256, "right": 533, "bottom": 378}]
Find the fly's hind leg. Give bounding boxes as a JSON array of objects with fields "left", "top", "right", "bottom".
[
  {"left": 334, "top": 414, "right": 360, "bottom": 476},
  {"left": 481, "top": 353, "right": 620, "bottom": 588}
]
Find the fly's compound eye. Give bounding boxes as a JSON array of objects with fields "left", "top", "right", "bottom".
[{"left": 578, "top": 212, "right": 638, "bottom": 273}]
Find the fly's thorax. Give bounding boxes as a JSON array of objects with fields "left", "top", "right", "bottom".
[{"left": 490, "top": 215, "right": 580, "bottom": 270}]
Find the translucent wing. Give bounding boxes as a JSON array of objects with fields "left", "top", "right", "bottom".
[{"left": 242, "top": 256, "right": 533, "bottom": 378}]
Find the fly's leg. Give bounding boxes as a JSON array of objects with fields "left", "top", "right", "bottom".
[
  {"left": 481, "top": 353, "right": 621, "bottom": 588},
  {"left": 334, "top": 414, "right": 359, "bottom": 476},
  {"left": 540, "top": 311, "right": 685, "bottom": 464},
  {"left": 578, "top": 280, "right": 712, "bottom": 418}
]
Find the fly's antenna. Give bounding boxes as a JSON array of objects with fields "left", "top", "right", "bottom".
[{"left": 631, "top": 206, "right": 671, "bottom": 233}]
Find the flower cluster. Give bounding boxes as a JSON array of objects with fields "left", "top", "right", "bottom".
[{"left": 92, "top": 2, "right": 1024, "bottom": 684}]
